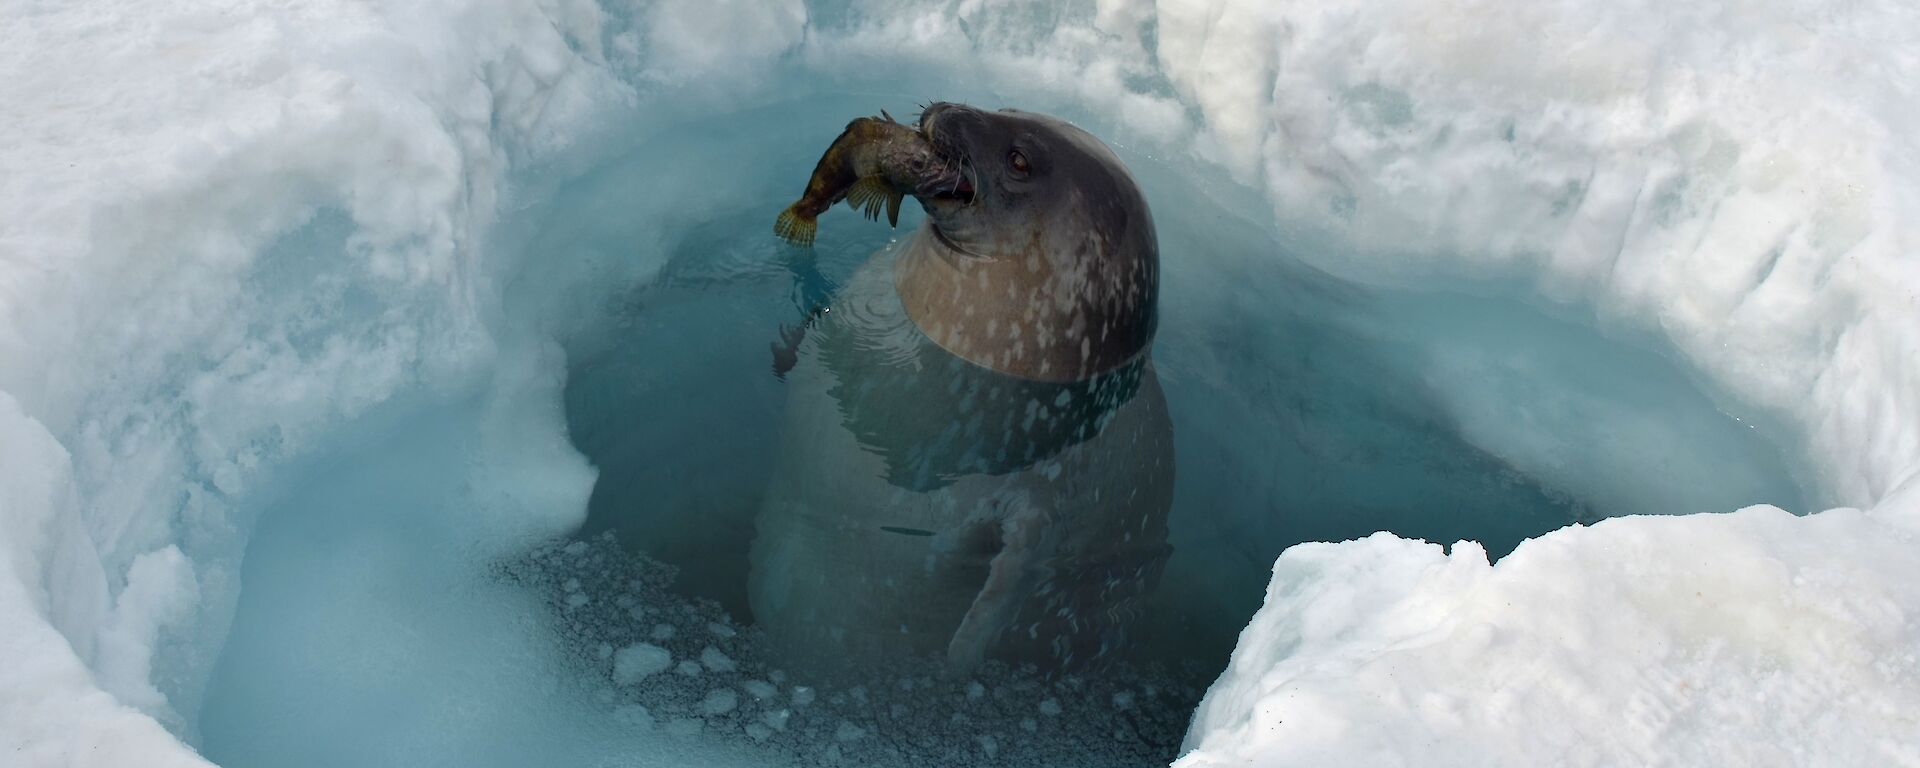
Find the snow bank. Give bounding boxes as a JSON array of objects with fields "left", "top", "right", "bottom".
[
  {"left": 1140, "top": 0, "right": 1920, "bottom": 512},
  {"left": 1179, "top": 507, "right": 1920, "bottom": 766},
  {"left": 0, "top": 394, "right": 214, "bottom": 766},
  {"left": 809, "top": 0, "right": 1919, "bottom": 501},
  {"left": 1129, "top": 0, "right": 1920, "bottom": 759},
  {"left": 814, "top": 0, "right": 1920, "bottom": 762},
  {"left": 0, "top": 0, "right": 637, "bottom": 762}
]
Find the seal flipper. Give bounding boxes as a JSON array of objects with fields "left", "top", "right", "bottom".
[{"left": 946, "top": 501, "right": 1052, "bottom": 668}]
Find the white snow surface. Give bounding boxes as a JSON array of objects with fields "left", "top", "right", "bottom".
[
  {"left": 1178, "top": 509, "right": 1920, "bottom": 766},
  {"left": 1, "top": 0, "right": 1917, "bottom": 766}
]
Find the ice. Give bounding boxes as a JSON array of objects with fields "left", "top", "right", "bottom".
[
  {"left": 743, "top": 680, "right": 779, "bottom": 701},
  {"left": 760, "top": 708, "right": 791, "bottom": 732},
  {"left": 2, "top": 0, "right": 1917, "bottom": 766},
  {"left": 1178, "top": 508, "right": 1920, "bottom": 766},
  {"left": 976, "top": 735, "right": 999, "bottom": 759},
  {"left": 701, "top": 689, "right": 741, "bottom": 716},
  {"left": 500, "top": 533, "right": 1201, "bottom": 765},
  {"left": 0, "top": 394, "right": 216, "bottom": 768},
  {"left": 93, "top": 546, "right": 198, "bottom": 722},
  {"left": 613, "top": 643, "right": 674, "bottom": 684},
  {"left": 613, "top": 704, "right": 655, "bottom": 729},
  {"left": 0, "top": 0, "right": 635, "bottom": 761},
  {"left": 702, "top": 647, "right": 739, "bottom": 673}
]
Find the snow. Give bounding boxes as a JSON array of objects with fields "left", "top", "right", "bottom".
[
  {"left": 1179, "top": 509, "right": 1920, "bottom": 766},
  {"left": 0, "top": 0, "right": 633, "bottom": 760},
  {"left": 1, "top": 0, "right": 1917, "bottom": 766},
  {"left": 0, "top": 394, "right": 216, "bottom": 767},
  {"left": 1138, "top": 0, "right": 1920, "bottom": 759}
]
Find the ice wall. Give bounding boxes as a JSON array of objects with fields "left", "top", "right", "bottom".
[
  {"left": 0, "top": 0, "right": 632, "bottom": 762},
  {"left": 807, "top": 0, "right": 1920, "bottom": 513},
  {"left": 1123, "top": 0, "right": 1920, "bottom": 759},
  {"left": 1144, "top": 0, "right": 1920, "bottom": 511},
  {"left": 2, "top": 0, "right": 1917, "bottom": 766}
]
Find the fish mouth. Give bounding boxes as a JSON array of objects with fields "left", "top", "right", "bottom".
[{"left": 916, "top": 103, "right": 977, "bottom": 206}]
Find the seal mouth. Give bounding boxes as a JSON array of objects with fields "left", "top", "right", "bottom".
[
  {"left": 923, "top": 171, "right": 975, "bottom": 204},
  {"left": 917, "top": 103, "right": 977, "bottom": 206}
]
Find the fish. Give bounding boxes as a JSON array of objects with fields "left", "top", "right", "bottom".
[{"left": 773, "top": 111, "right": 939, "bottom": 247}]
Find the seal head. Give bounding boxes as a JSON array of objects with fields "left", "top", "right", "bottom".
[{"left": 899, "top": 103, "right": 1159, "bottom": 383}]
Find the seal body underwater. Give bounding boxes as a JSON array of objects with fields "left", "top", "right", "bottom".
[{"left": 749, "top": 103, "right": 1173, "bottom": 672}]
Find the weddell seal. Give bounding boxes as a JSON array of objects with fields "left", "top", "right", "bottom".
[{"left": 750, "top": 103, "right": 1173, "bottom": 672}]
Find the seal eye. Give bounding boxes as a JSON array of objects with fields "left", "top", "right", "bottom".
[{"left": 1008, "top": 150, "right": 1030, "bottom": 177}]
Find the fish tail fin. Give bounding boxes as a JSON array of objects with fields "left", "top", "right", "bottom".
[
  {"left": 885, "top": 191, "right": 904, "bottom": 227},
  {"left": 845, "top": 177, "right": 890, "bottom": 222},
  {"left": 774, "top": 206, "right": 817, "bottom": 247}
]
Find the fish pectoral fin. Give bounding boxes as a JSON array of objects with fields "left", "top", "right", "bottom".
[
  {"left": 886, "top": 191, "right": 903, "bottom": 227},
  {"left": 844, "top": 176, "right": 892, "bottom": 222},
  {"left": 946, "top": 511, "right": 1047, "bottom": 668}
]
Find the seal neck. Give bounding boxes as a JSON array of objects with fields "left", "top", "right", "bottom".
[{"left": 893, "top": 226, "right": 1156, "bottom": 383}]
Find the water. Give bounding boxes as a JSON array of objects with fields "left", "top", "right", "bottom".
[
  {"left": 197, "top": 94, "right": 1807, "bottom": 767},
  {"left": 553, "top": 98, "right": 1806, "bottom": 668}
]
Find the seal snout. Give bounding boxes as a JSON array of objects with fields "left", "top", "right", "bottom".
[
  {"left": 914, "top": 102, "right": 979, "bottom": 206},
  {"left": 915, "top": 101, "right": 962, "bottom": 138}
]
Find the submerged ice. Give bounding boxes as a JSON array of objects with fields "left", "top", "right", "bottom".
[{"left": 2, "top": 0, "right": 1917, "bottom": 767}]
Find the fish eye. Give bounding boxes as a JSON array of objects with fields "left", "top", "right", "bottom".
[{"left": 1008, "top": 150, "right": 1030, "bottom": 176}]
